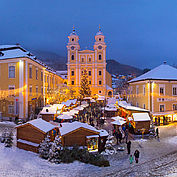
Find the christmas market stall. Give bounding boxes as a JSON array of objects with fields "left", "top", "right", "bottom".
[
  {"left": 131, "top": 113, "right": 151, "bottom": 134},
  {"left": 103, "top": 104, "right": 118, "bottom": 117},
  {"left": 59, "top": 121, "right": 108, "bottom": 152},
  {"left": 16, "top": 119, "right": 58, "bottom": 153},
  {"left": 40, "top": 104, "right": 65, "bottom": 122}
]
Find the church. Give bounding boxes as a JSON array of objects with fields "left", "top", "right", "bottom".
[{"left": 67, "top": 27, "right": 113, "bottom": 97}]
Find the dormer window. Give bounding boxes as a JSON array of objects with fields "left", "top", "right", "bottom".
[
  {"left": 99, "top": 54, "right": 102, "bottom": 60},
  {"left": 71, "top": 54, "right": 74, "bottom": 60}
]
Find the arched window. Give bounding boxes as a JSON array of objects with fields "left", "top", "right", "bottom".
[
  {"left": 99, "top": 54, "right": 102, "bottom": 60},
  {"left": 71, "top": 55, "right": 74, "bottom": 60},
  {"left": 99, "top": 38, "right": 101, "bottom": 41}
]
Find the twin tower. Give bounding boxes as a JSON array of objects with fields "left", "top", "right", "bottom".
[{"left": 67, "top": 27, "right": 112, "bottom": 97}]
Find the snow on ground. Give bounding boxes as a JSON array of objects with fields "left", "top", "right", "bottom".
[{"left": 0, "top": 121, "right": 176, "bottom": 177}]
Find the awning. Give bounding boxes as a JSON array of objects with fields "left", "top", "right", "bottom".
[
  {"left": 132, "top": 113, "right": 151, "bottom": 121},
  {"left": 111, "top": 119, "right": 126, "bottom": 125},
  {"left": 86, "top": 135, "right": 99, "bottom": 138},
  {"left": 111, "top": 116, "right": 125, "bottom": 121}
]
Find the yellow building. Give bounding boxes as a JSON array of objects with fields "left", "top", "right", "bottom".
[
  {"left": 0, "top": 45, "right": 64, "bottom": 120},
  {"left": 67, "top": 27, "right": 112, "bottom": 97},
  {"left": 128, "top": 62, "right": 177, "bottom": 125}
]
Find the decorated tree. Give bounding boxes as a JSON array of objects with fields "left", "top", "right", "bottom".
[
  {"left": 39, "top": 135, "right": 51, "bottom": 159},
  {"left": 4, "top": 131, "right": 13, "bottom": 147},
  {"left": 48, "top": 135, "right": 63, "bottom": 163},
  {"left": 79, "top": 69, "right": 91, "bottom": 99}
]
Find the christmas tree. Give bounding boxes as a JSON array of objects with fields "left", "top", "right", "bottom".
[
  {"left": 4, "top": 131, "right": 13, "bottom": 147},
  {"left": 48, "top": 135, "right": 62, "bottom": 163},
  {"left": 39, "top": 135, "right": 51, "bottom": 159},
  {"left": 79, "top": 69, "right": 91, "bottom": 99}
]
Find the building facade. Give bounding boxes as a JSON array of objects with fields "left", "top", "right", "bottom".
[
  {"left": 0, "top": 45, "right": 64, "bottom": 120},
  {"left": 67, "top": 27, "right": 112, "bottom": 97},
  {"left": 128, "top": 62, "right": 177, "bottom": 124}
]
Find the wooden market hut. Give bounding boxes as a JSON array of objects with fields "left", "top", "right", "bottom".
[
  {"left": 40, "top": 104, "right": 65, "bottom": 122},
  {"left": 59, "top": 121, "right": 108, "bottom": 152},
  {"left": 16, "top": 118, "right": 57, "bottom": 153},
  {"left": 132, "top": 113, "right": 151, "bottom": 134},
  {"left": 103, "top": 104, "right": 118, "bottom": 117}
]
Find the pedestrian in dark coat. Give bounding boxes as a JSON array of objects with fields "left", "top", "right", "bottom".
[
  {"left": 126, "top": 140, "right": 131, "bottom": 154},
  {"left": 156, "top": 128, "right": 159, "bottom": 138},
  {"left": 115, "top": 131, "right": 119, "bottom": 145},
  {"left": 134, "top": 150, "right": 140, "bottom": 163},
  {"left": 119, "top": 132, "right": 122, "bottom": 143}
]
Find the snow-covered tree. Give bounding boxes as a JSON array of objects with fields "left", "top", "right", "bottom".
[
  {"left": 101, "top": 135, "right": 116, "bottom": 155},
  {"left": 48, "top": 135, "right": 62, "bottom": 163},
  {"left": 39, "top": 135, "right": 51, "bottom": 159},
  {"left": 4, "top": 131, "right": 13, "bottom": 147},
  {"left": 1, "top": 128, "right": 9, "bottom": 143},
  {"left": 79, "top": 69, "right": 91, "bottom": 99}
]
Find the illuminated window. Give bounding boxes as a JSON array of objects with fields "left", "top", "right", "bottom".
[
  {"left": 160, "top": 105, "right": 165, "bottom": 112},
  {"left": 173, "top": 104, "right": 177, "bottom": 110},
  {"left": 9, "top": 66, "right": 15, "bottom": 78},
  {"left": 160, "top": 87, "right": 164, "bottom": 95}
]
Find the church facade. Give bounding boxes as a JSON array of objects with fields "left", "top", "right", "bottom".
[{"left": 67, "top": 27, "right": 112, "bottom": 97}]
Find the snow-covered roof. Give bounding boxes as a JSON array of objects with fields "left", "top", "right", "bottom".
[
  {"left": 107, "top": 98, "right": 118, "bottom": 105},
  {"left": 98, "top": 129, "right": 109, "bottom": 137},
  {"left": 111, "top": 119, "right": 126, "bottom": 126},
  {"left": 129, "top": 63, "right": 177, "bottom": 83},
  {"left": 17, "top": 139, "right": 39, "bottom": 147},
  {"left": 59, "top": 121, "right": 99, "bottom": 136},
  {"left": 118, "top": 101, "right": 149, "bottom": 112},
  {"left": 97, "top": 96, "right": 105, "bottom": 101},
  {"left": 62, "top": 99, "right": 77, "bottom": 107},
  {"left": 57, "top": 114, "right": 73, "bottom": 120},
  {"left": 17, "top": 118, "right": 56, "bottom": 133},
  {"left": 111, "top": 116, "right": 126, "bottom": 121},
  {"left": 132, "top": 113, "right": 151, "bottom": 121},
  {"left": 74, "top": 106, "right": 84, "bottom": 111}
]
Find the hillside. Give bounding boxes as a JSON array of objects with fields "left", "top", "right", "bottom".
[
  {"left": 30, "top": 50, "right": 142, "bottom": 75},
  {"left": 106, "top": 59, "right": 142, "bottom": 76}
]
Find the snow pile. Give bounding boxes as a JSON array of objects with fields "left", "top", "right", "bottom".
[{"left": 167, "top": 136, "right": 177, "bottom": 145}]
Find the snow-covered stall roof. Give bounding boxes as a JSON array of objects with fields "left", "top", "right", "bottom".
[
  {"left": 57, "top": 114, "right": 73, "bottom": 120},
  {"left": 74, "top": 106, "right": 84, "bottom": 111},
  {"left": 59, "top": 121, "right": 99, "bottom": 136},
  {"left": 111, "top": 119, "right": 126, "bottom": 126},
  {"left": 111, "top": 116, "right": 126, "bottom": 121},
  {"left": 40, "top": 106, "right": 57, "bottom": 115},
  {"left": 52, "top": 104, "right": 65, "bottom": 110},
  {"left": 97, "top": 96, "right": 105, "bottom": 101},
  {"left": 62, "top": 99, "right": 77, "bottom": 107},
  {"left": 132, "top": 113, "right": 151, "bottom": 122},
  {"left": 107, "top": 97, "right": 118, "bottom": 105},
  {"left": 98, "top": 129, "right": 109, "bottom": 137},
  {"left": 129, "top": 63, "right": 177, "bottom": 83},
  {"left": 16, "top": 118, "right": 56, "bottom": 133}
]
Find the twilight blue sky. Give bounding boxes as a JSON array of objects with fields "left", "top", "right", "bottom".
[{"left": 1, "top": 0, "right": 177, "bottom": 69}]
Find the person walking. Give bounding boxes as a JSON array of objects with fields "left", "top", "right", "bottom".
[
  {"left": 129, "top": 154, "right": 134, "bottom": 164},
  {"left": 126, "top": 140, "right": 131, "bottom": 154},
  {"left": 125, "top": 129, "right": 128, "bottom": 143},
  {"left": 134, "top": 150, "right": 140, "bottom": 163},
  {"left": 115, "top": 131, "right": 119, "bottom": 145},
  {"left": 156, "top": 128, "right": 159, "bottom": 138},
  {"left": 119, "top": 132, "right": 122, "bottom": 144}
]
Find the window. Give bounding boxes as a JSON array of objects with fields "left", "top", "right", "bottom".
[
  {"left": 29, "top": 65, "right": 32, "bottom": 78},
  {"left": 143, "top": 104, "right": 146, "bottom": 109},
  {"left": 72, "top": 38, "right": 74, "bottom": 41},
  {"left": 173, "top": 87, "right": 177, "bottom": 95},
  {"left": 36, "top": 68, "right": 38, "bottom": 80},
  {"left": 99, "top": 81, "right": 102, "bottom": 85},
  {"left": 173, "top": 104, "right": 177, "bottom": 110},
  {"left": 89, "top": 58, "right": 91, "bottom": 62},
  {"left": 160, "top": 87, "right": 164, "bottom": 95},
  {"left": 71, "top": 71, "right": 74, "bottom": 76},
  {"left": 9, "top": 66, "right": 15, "bottom": 78},
  {"left": 88, "top": 71, "right": 91, "bottom": 76},
  {"left": 41, "top": 71, "right": 43, "bottom": 81},
  {"left": 99, "top": 38, "right": 101, "bottom": 41},
  {"left": 160, "top": 105, "right": 165, "bottom": 112},
  {"left": 89, "top": 81, "right": 91, "bottom": 85},
  {"left": 136, "top": 86, "right": 139, "bottom": 94},
  {"left": 36, "top": 86, "right": 38, "bottom": 95},
  {"left": 99, "top": 90, "right": 102, "bottom": 94},
  {"left": 98, "top": 54, "right": 102, "bottom": 60},
  {"left": 82, "top": 58, "right": 84, "bottom": 62},
  {"left": 143, "top": 85, "right": 145, "bottom": 96},
  {"left": 71, "top": 81, "right": 74, "bottom": 85},
  {"left": 71, "top": 55, "right": 74, "bottom": 60},
  {"left": 9, "top": 85, "right": 15, "bottom": 96},
  {"left": 8, "top": 105, "right": 14, "bottom": 114},
  {"left": 136, "top": 102, "right": 139, "bottom": 107},
  {"left": 29, "top": 86, "right": 32, "bottom": 96},
  {"left": 99, "top": 71, "right": 102, "bottom": 75}
]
